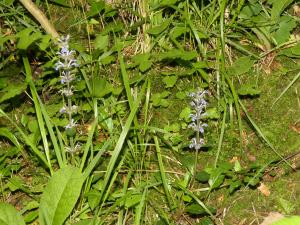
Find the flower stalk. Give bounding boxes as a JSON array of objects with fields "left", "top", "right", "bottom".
[
  {"left": 188, "top": 89, "right": 208, "bottom": 178},
  {"left": 55, "top": 35, "right": 80, "bottom": 154}
]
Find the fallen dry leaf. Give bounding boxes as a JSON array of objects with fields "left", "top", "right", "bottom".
[
  {"left": 260, "top": 212, "right": 284, "bottom": 225},
  {"left": 258, "top": 182, "right": 271, "bottom": 197}
]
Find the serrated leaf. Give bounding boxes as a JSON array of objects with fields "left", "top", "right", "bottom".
[
  {"left": 0, "top": 82, "right": 27, "bottom": 103},
  {"left": 151, "top": 91, "right": 170, "bottom": 107},
  {"left": 0, "top": 203, "right": 25, "bottom": 225},
  {"left": 94, "top": 34, "right": 109, "bottom": 50},
  {"left": 87, "top": 1, "right": 105, "bottom": 18},
  {"left": 179, "top": 107, "right": 191, "bottom": 122},
  {"left": 227, "top": 56, "right": 255, "bottom": 76},
  {"left": 16, "top": 28, "right": 42, "bottom": 50},
  {"left": 132, "top": 53, "right": 152, "bottom": 72},
  {"left": 147, "top": 19, "right": 170, "bottom": 35},
  {"left": 39, "top": 166, "right": 84, "bottom": 225},
  {"left": 273, "top": 16, "right": 297, "bottom": 45},
  {"left": 205, "top": 108, "right": 219, "bottom": 119},
  {"left": 162, "top": 75, "right": 177, "bottom": 88},
  {"left": 238, "top": 84, "right": 260, "bottom": 96},
  {"left": 170, "top": 26, "right": 189, "bottom": 39},
  {"left": 92, "top": 78, "right": 112, "bottom": 98},
  {"left": 229, "top": 180, "right": 242, "bottom": 193},
  {"left": 270, "top": 0, "right": 294, "bottom": 20}
]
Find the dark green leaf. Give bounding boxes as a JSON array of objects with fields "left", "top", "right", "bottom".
[
  {"left": 92, "top": 78, "right": 112, "bottom": 98},
  {"left": 125, "top": 194, "right": 142, "bottom": 209},
  {"left": 227, "top": 56, "right": 255, "bottom": 76},
  {"left": 195, "top": 171, "right": 210, "bottom": 183},
  {"left": 87, "top": 1, "right": 105, "bottom": 18},
  {"left": 94, "top": 34, "right": 109, "bottom": 50},
  {"left": 0, "top": 82, "right": 27, "bottom": 103},
  {"left": 185, "top": 204, "right": 216, "bottom": 215},
  {"left": 238, "top": 84, "right": 260, "bottom": 96},
  {"left": 162, "top": 75, "right": 177, "bottom": 88},
  {"left": 147, "top": 19, "right": 171, "bottom": 35},
  {"left": 269, "top": 0, "right": 294, "bottom": 20}
]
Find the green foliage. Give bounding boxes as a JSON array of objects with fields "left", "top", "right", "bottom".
[
  {"left": 271, "top": 216, "right": 300, "bottom": 225},
  {"left": 0, "top": 203, "right": 25, "bottom": 225},
  {"left": 39, "top": 166, "right": 84, "bottom": 225},
  {"left": 0, "top": 0, "right": 299, "bottom": 224}
]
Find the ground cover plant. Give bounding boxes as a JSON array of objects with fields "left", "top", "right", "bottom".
[{"left": 0, "top": 0, "right": 300, "bottom": 224}]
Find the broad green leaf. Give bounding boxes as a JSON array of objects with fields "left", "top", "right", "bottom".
[
  {"left": 271, "top": 216, "right": 300, "bottom": 225},
  {"left": 195, "top": 171, "right": 210, "bottom": 183},
  {"left": 269, "top": 0, "right": 294, "bottom": 20},
  {"left": 170, "top": 26, "right": 189, "bottom": 39},
  {"left": 132, "top": 53, "right": 152, "bottom": 72},
  {"left": 0, "top": 127, "right": 20, "bottom": 148},
  {"left": 239, "top": 2, "right": 262, "bottom": 18},
  {"left": 0, "top": 82, "right": 27, "bottom": 103},
  {"left": 38, "top": 35, "right": 52, "bottom": 51},
  {"left": 273, "top": 16, "right": 297, "bottom": 45},
  {"left": 24, "top": 211, "right": 38, "bottom": 223},
  {"left": 0, "top": 203, "right": 25, "bottom": 225},
  {"left": 162, "top": 75, "right": 177, "bottom": 88},
  {"left": 238, "top": 84, "right": 261, "bottom": 96},
  {"left": 125, "top": 194, "right": 142, "bottom": 209},
  {"left": 151, "top": 91, "right": 170, "bottom": 107},
  {"left": 227, "top": 56, "right": 255, "bottom": 76},
  {"left": 92, "top": 78, "right": 112, "bottom": 98},
  {"left": 179, "top": 107, "right": 191, "bottom": 122},
  {"left": 16, "top": 28, "right": 42, "bottom": 50},
  {"left": 87, "top": 189, "right": 101, "bottom": 210},
  {"left": 208, "top": 169, "right": 225, "bottom": 189},
  {"left": 39, "top": 166, "right": 84, "bottom": 225},
  {"left": 94, "top": 34, "right": 109, "bottom": 50},
  {"left": 176, "top": 91, "right": 188, "bottom": 100},
  {"left": 291, "top": 44, "right": 300, "bottom": 56},
  {"left": 185, "top": 203, "right": 216, "bottom": 215},
  {"left": 229, "top": 180, "right": 242, "bottom": 193},
  {"left": 205, "top": 108, "right": 219, "bottom": 119},
  {"left": 87, "top": 1, "right": 105, "bottom": 18},
  {"left": 147, "top": 19, "right": 171, "bottom": 35}
]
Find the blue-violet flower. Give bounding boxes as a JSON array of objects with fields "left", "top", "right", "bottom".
[{"left": 188, "top": 89, "right": 208, "bottom": 150}]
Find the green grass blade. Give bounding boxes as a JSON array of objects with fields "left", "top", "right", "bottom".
[
  {"left": 80, "top": 118, "right": 98, "bottom": 172},
  {"left": 134, "top": 187, "right": 147, "bottom": 225},
  {"left": 153, "top": 135, "right": 175, "bottom": 210},
  {"left": 83, "top": 141, "right": 111, "bottom": 180},
  {"left": 175, "top": 183, "right": 215, "bottom": 218},
  {"left": 97, "top": 82, "right": 146, "bottom": 206},
  {"left": 0, "top": 109, "right": 49, "bottom": 169},
  {"left": 22, "top": 55, "right": 53, "bottom": 173},
  {"left": 214, "top": 106, "right": 227, "bottom": 167}
]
